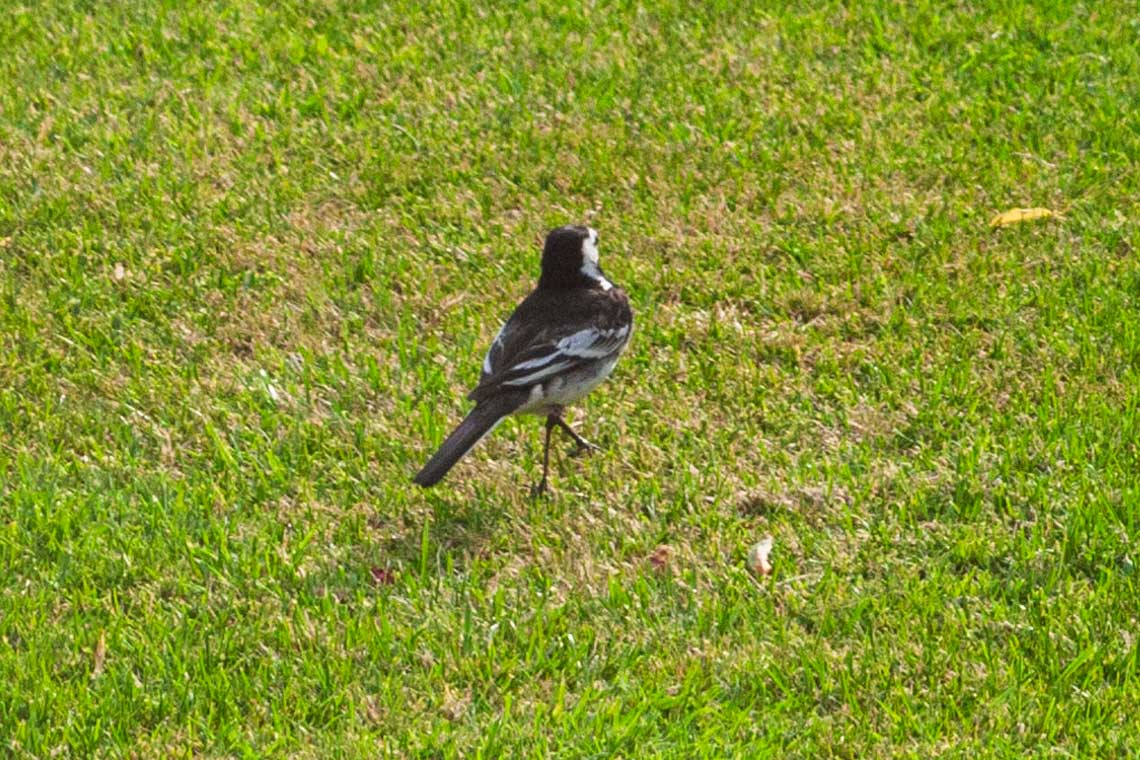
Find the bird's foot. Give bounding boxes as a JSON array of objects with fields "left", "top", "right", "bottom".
[
  {"left": 530, "top": 478, "right": 552, "bottom": 499},
  {"left": 553, "top": 417, "right": 599, "bottom": 456},
  {"left": 569, "top": 439, "right": 600, "bottom": 458}
]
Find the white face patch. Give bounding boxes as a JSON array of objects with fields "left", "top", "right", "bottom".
[{"left": 579, "top": 228, "right": 612, "bottom": 290}]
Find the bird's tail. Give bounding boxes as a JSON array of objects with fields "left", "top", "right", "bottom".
[{"left": 413, "top": 394, "right": 522, "bottom": 487}]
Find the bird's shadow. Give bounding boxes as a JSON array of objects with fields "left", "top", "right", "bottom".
[
  {"left": 372, "top": 484, "right": 528, "bottom": 577},
  {"left": 291, "top": 490, "right": 514, "bottom": 603}
]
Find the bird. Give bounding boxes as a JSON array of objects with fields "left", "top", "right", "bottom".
[{"left": 413, "top": 224, "right": 633, "bottom": 494}]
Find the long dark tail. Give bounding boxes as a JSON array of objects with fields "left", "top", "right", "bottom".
[{"left": 413, "top": 395, "right": 521, "bottom": 487}]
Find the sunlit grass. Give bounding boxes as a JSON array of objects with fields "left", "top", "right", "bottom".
[{"left": 2, "top": 0, "right": 1139, "bottom": 755}]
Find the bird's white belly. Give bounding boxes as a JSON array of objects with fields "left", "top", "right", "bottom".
[{"left": 516, "top": 355, "right": 620, "bottom": 415}]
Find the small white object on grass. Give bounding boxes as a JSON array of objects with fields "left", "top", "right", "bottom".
[{"left": 748, "top": 536, "right": 774, "bottom": 576}]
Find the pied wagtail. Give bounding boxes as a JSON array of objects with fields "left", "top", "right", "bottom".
[{"left": 414, "top": 225, "right": 633, "bottom": 494}]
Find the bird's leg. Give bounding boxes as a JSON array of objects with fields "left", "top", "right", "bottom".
[
  {"left": 552, "top": 413, "right": 599, "bottom": 457},
  {"left": 531, "top": 414, "right": 557, "bottom": 498}
]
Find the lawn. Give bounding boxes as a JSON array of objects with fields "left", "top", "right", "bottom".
[{"left": 2, "top": 0, "right": 1139, "bottom": 756}]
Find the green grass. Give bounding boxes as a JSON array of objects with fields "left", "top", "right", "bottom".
[{"left": 2, "top": 0, "right": 1140, "bottom": 756}]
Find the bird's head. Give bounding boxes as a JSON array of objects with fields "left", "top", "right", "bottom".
[{"left": 538, "top": 225, "right": 612, "bottom": 291}]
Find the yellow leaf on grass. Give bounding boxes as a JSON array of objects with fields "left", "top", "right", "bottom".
[{"left": 989, "top": 207, "right": 1055, "bottom": 228}]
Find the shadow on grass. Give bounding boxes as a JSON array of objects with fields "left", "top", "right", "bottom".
[{"left": 340, "top": 484, "right": 526, "bottom": 594}]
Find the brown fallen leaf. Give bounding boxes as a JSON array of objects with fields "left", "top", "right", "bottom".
[
  {"left": 93, "top": 631, "right": 107, "bottom": 678},
  {"left": 989, "top": 207, "right": 1055, "bottom": 228},
  {"left": 748, "top": 536, "right": 774, "bottom": 576},
  {"left": 370, "top": 566, "right": 396, "bottom": 585}
]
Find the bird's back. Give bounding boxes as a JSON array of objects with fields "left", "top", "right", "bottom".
[{"left": 470, "top": 285, "right": 631, "bottom": 404}]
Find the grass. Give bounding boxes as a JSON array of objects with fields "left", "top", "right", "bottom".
[{"left": 2, "top": 0, "right": 1139, "bottom": 755}]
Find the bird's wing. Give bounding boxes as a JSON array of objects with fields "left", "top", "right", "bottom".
[
  {"left": 496, "top": 324, "right": 630, "bottom": 386},
  {"left": 470, "top": 318, "right": 630, "bottom": 401}
]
